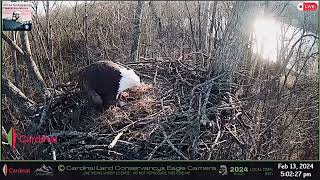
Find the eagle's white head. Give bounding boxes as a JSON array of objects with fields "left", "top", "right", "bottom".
[{"left": 117, "top": 66, "right": 141, "bottom": 98}]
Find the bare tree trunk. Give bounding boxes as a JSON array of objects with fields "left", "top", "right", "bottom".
[
  {"left": 84, "top": 1, "right": 90, "bottom": 64},
  {"left": 45, "top": 0, "right": 51, "bottom": 53},
  {"left": 149, "top": 1, "right": 162, "bottom": 38},
  {"left": 46, "top": 1, "right": 50, "bottom": 45},
  {"left": 130, "top": 1, "right": 144, "bottom": 62},
  {"left": 207, "top": 1, "right": 218, "bottom": 59},
  {"left": 185, "top": 2, "right": 198, "bottom": 56},
  {"left": 2, "top": 78, "right": 38, "bottom": 116},
  {"left": 197, "top": 1, "right": 202, "bottom": 51},
  {"left": 11, "top": 32, "right": 20, "bottom": 88},
  {"left": 203, "top": 1, "right": 211, "bottom": 54},
  {"left": 19, "top": 31, "right": 50, "bottom": 98},
  {"left": 45, "top": 1, "right": 56, "bottom": 85}
]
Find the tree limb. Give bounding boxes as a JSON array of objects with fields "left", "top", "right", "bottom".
[
  {"left": 2, "top": 32, "right": 25, "bottom": 56},
  {"left": 2, "top": 78, "right": 38, "bottom": 116}
]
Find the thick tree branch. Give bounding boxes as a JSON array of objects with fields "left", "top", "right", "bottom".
[
  {"left": 2, "top": 32, "right": 25, "bottom": 55},
  {"left": 2, "top": 78, "right": 38, "bottom": 116},
  {"left": 2, "top": 32, "right": 51, "bottom": 98}
]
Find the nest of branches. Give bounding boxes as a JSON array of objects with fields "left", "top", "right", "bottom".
[
  {"left": 3, "top": 55, "right": 242, "bottom": 160},
  {"left": 2, "top": 54, "right": 318, "bottom": 160}
]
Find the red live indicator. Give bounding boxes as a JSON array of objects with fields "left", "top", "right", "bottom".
[{"left": 297, "top": 1, "right": 319, "bottom": 11}]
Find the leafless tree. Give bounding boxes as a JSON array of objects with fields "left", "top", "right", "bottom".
[{"left": 130, "top": 1, "right": 144, "bottom": 62}]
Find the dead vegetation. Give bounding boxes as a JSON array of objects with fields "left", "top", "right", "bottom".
[{"left": 1, "top": 1, "right": 319, "bottom": 160}]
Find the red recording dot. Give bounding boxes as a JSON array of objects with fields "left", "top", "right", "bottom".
[{"left": 299, "top": 5, "right": 302, "bottom": 8}]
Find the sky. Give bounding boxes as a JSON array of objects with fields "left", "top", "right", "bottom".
[{"left": 32, "top": 1, "right": 85, "bottom": 15}]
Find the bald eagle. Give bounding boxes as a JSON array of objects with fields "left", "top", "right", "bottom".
[{"left": 78, "top": 61, "right": 141, "bottom": 111}]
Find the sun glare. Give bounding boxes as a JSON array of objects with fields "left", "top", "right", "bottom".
[{"left": 253, "top": 16, "right": 282, "bottom": 62}]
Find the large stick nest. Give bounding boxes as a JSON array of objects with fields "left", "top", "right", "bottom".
[
  {"left": 3, "top": 56, "right": 317, "bottom": 160},
  {"left": 20, "top": 57, "right": 251, "bottom": 160}
]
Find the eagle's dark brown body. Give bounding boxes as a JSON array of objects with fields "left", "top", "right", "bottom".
[
  {"left": 78, "top": 61, "right": 141, "bottom": 111},
  {"left": 79, "top": 61, "right": 122, "bottom": 110}
]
